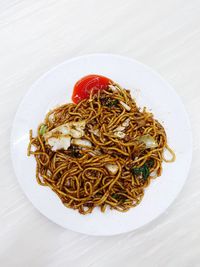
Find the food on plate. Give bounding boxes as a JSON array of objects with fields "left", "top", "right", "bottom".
[{"left": 27, "top": 74, "right": 175, "bottom": 214}]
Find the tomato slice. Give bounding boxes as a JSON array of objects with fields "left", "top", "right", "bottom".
[{"left": 72, "top": 74, "right": 111, "bottom": 104}]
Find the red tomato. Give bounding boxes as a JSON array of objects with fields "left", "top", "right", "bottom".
[{"left": 72, "top": 74, "right": 111, "bottom": 104}]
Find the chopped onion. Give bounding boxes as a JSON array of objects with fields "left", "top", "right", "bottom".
[
  {"left": 150, "top": 170, "right": 157, "bottom": 177},
  {"left": 113, "top": 118, "right": 130, "bottom": 138},
  {"left": 47, "top": 170, "right": 52, "bottom": 176},
  {"left": 70, "top": 120, "right": 86, "bottom": 131},
  {"left": 114, "top": 131, "right": 126, "bottom": 139},
  {"left": 69, "top": 120, "right": 86, "bottom": 138},
  {"left": 44, "top": 120, "right": 87, "bottom": 151},
  {"left": 105, "top": 164, "right": 118, "bottom": 175},
  {"left": 139, "top": 134, "right": 158, "bottom": 148},
  {"left": 44, "top": 120, "right": 86, "bottom": 140},
  {"left": 71, "top": 139, "right": 92, "bottom": 148},
  {"left": 89, "top": 128, "right": 100, "bottom": 137},
  {"left": 119, "top": 101, "right": 131, "bottom": 111},
  {"left": 122, "top": 118, "right": 130, "bottom": 127},
  {"left": 108, "top": 84, "right": 118, "bottom": 92},
  {"left": 48, "top": 113, "right": 55, "bottom": 123},
  {"left": 114, "top": 125, "right": 125, "bottom": 132},
  {"left": 47, "top": 136, "right": 71, "bottom": 151},
  {"left": 69, "top": 129, "right": 82, "bottom": 138}
]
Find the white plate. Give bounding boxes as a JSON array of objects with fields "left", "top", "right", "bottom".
[{"left": 11, "top": 54, "right": 192, "bottom": 236}]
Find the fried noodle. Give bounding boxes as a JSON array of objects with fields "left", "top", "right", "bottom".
[{"left": 27, "top": 83, "right": 175, "bottom": 214}]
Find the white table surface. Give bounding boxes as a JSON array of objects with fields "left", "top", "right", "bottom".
[{"left": 0, "top": 1, "right": 200, "bottom": 266}]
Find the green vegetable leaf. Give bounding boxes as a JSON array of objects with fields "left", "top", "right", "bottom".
[
  {"left": 101, "top": 97, "right": 119, "bottom": 107},
  {"left": 111, "top": 194, "right": 126, "bottom": 203},
  {"left": 131, "top": 159, "right": 154, "bottom": 180},
  {"left": 131, "top": 164, "right": 150, "bottom": 180},
  {"left": 39, "top": 125, "right": 47, "bottom": 135},
  {"left": 112, "top": 194, "right": 119, "bottom": 200},
  {"left": 106, "top": 99, "right": 119, "bottom": 107},
  {"left": 146, "top": 158, "right": 154, "bottom": 168}
]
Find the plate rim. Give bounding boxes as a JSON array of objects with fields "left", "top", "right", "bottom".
[{"left": 10, "top": 53, "right": 193, "bottom": 236}]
